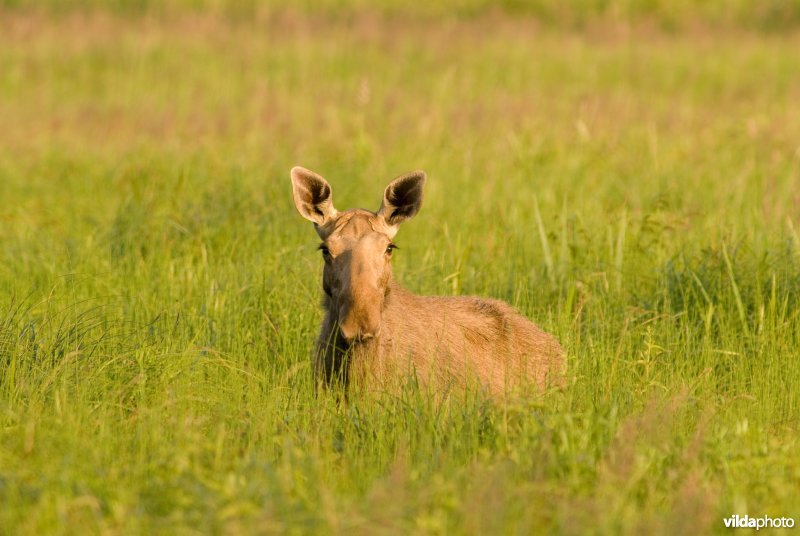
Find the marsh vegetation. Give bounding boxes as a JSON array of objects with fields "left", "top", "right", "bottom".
[{"left": 1, "top": 2, "right": 799, "bottom": 533}]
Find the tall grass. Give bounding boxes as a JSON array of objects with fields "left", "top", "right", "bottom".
[{"left": 1, "top": 5, "right": 799, "bottom": 534}]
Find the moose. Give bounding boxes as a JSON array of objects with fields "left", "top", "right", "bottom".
[{"left": 291, "top": 166, "right": 566, "bottom": 396}]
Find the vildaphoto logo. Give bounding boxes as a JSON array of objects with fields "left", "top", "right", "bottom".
[{"left": 723, "top": 514, "right": 795, "bottom": 530}]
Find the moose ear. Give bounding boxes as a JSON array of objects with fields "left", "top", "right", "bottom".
[
  {"left": 291, "top": 166, "right": 337, "bottom": 226},
  {"left": 378, "top": 171, "right": 426, "bottom": 227}
]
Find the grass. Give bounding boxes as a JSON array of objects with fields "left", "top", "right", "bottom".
[{"left": 1, "top": 4, "right": 799, "bottom": 534}]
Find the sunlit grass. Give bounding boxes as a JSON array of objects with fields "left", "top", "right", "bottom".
[{"left": 1, "top": 5, "right": 799, "bottom": 534}]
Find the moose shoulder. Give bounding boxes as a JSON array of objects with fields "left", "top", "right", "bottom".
[{"left": 291, "top": 166, "right": 566, "bottom": 396}]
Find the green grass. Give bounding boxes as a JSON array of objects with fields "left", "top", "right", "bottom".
[{"left": 1, "top": 5, "right": 800, "bottom": 534}]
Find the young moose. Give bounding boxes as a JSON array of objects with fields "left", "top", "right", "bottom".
[{"left": 291, "top": 166, "right": 565, "bottom": 396}]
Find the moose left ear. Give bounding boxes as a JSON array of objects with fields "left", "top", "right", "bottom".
[
  {"left": 378, "top": 170, "right": 426, "bottom": 226},
  {"left": 291, "top": 166, "right": 337, "bottom": 226}
]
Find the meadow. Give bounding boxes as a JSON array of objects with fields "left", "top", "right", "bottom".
[{"left": 1, "top": 2, "right": 800, "bottom": 533}]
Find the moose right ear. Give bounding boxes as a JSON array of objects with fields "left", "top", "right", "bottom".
[
  {"left": 378, "top": 170, "right": 426, "bottom": 227},
  {"left": 291, "top": 166, "right": 337, "bottom": 226}
]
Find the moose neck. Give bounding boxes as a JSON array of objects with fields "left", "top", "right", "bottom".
[{"left": 316, "top": 279, "right": 399, "bottom": 388}]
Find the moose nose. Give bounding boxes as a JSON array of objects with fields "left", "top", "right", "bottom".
[
  {"left": 356, "top": 329, "right": 378, "bottom": 342},
  {"left": 339, "top": 323, "right": 379, "bottom": 343}
]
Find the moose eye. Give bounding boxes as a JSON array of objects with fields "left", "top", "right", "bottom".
[
  {"left": 318, "top": 245, "right": 331, "bottom": 259},
  {"left": 386, "top": 243, "right": 398, "bottom": 256}
]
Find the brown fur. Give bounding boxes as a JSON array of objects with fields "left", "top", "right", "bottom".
[{"left": 291, "top": 166, "right": 566, "bottom": 397}]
